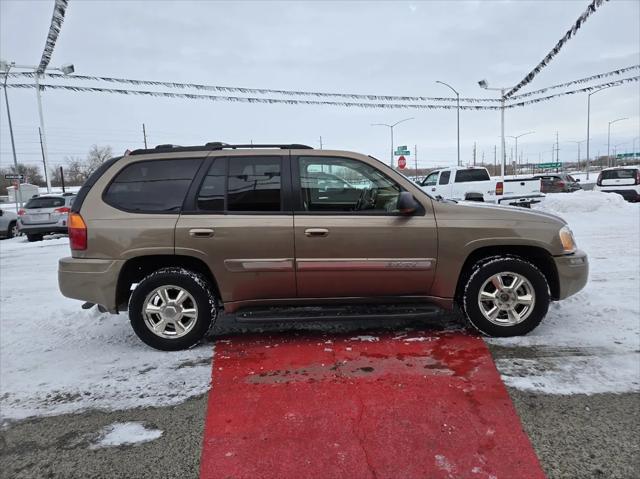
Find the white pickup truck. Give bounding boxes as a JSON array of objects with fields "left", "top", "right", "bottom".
[{"left": 419, "top": 166, "right": 544, "bottom": 207}]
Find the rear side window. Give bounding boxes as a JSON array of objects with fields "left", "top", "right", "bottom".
[
  {"left": 438, "top": 171, "right": 451, "bottom": 185},
  {"left": 455, "top": 169, "right": 490, "bottom": 182},
  {"left": 25, "top": 197, "right": 65, "bottom": 209},
  {"left": 601, "top": 169, "right": 636, "bottom": 180},
  {"left": 104, "top": 159, "right": 201, "bottom": 212},
  {"left": 196, "top": 156, "right": 282, "bottom": 212}
]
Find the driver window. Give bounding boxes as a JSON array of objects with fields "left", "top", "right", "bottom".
[
  {"left": 298, "top": 156, "right": 402, "bottom": 213},
  {"left": 421, "top": 172, "right": 439, "bottom": 187}
]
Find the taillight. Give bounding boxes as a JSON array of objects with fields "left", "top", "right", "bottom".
[
  {"left": 17, "top": 208, "right": 25, "bottom": 216},
  {"left": 495, "top": 181, "right": 504, "bottom": 196},
  {"left": 596, "top": 173, "right": 603, "bottom": 186},
  {"left": 68, "top": 213, "right": 87, "bottom": 250},
  {"left": 636, "top": 170, "right": 640, "bottom": 185},
  {"left": 557, "top": 181, "right": 565, "bottom": 188},
  {"left": 54, "top": 207, "right": 71, "bottom": 214}
]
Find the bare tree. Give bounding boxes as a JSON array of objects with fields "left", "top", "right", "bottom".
[{"left": 86, "top": 145, "right": 113, "bottom": 176}]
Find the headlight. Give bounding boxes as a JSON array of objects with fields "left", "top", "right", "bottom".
[{"left": 559, "top": 225, "right": 577, "bottom": 253}]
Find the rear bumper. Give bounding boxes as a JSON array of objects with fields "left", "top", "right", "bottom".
[
  {"left": 597, "top": 189, "right": 640, "bottom": 201},
  {"left": 18, "top": 224, "right": 68, "bottom": 235},
  {"left": 497, "top": 194, "right": 545, "bottom": 207},
  {"left": 553, "top": 249, "right": 589, "bottom": 300},
  {"left": 58, "top": 256, "right": 124, "bottom": 312}
]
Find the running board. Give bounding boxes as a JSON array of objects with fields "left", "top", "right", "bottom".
[{"left": 234, "top": 303, "right": 444, "bottom": 323}]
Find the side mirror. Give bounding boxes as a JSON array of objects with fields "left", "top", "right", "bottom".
[
  {"left": 0, "top": 210, "right": 3, "bottom": 216},
  {"left": 397, "top": 191, "right": 419, "bottom": 215},
  {"left": 575, "top": 178, "right": 580, "bottom": 182}
]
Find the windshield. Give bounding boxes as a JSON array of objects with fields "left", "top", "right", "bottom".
[{"left": 602, "top": 169, "right": 636, "bottom": 180}]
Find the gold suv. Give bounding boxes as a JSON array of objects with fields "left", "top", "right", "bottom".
[{"left": 58, "top": 143, "right": 588, "bottom": 350}]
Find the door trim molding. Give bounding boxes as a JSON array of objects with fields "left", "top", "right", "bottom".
[
  {"left": 296, "top": 258, "right": 435, "bottom": 272},
  {"left": 224, "top": 258, "right": 295, "bottom": 272}
]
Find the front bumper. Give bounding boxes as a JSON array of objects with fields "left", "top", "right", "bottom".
[
  {"left": 58, "top": 256, "right": 124, "bottom": 312},
  {"left": 553, "top": 249, "right": 589, "bottom": 300}
]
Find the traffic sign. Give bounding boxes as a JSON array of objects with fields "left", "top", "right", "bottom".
[
  {"left": 4, "top": 174, "right": 24, "bottom": 180},
  {"left": 397, "top": 156, "right": 407, "bottom": 169},
  {"left": 394, "top": 149, "right": 410, "bottom": 156},
  {"left": 537, "top": 162, "right": 561, "bottom": 169},
  {"left": 616, "top": 152, "right": 638, "bottom": 158}
]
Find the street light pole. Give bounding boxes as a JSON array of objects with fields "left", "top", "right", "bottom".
[
  {"left": 4, "top": 61, "right": 75, "bottom": 193},
  {"left": 607, "top": 117, "right": 628, "bottom": 168},
  {"left": 435, "top": 81, "right": 460, "bottom": 167},
  {"left": 478, "top": 80, "right": 511, "bottom": 183},
  {"left": 1, "top": 61, "right": 22, "bottom": 213},
  {"left": 371, "top": 117, "right": 414, "bottom": 168},
  {"left": 507, "top": 131, "right": 534, "bottom": 176},
  {"left": 586, "top": 85, "right": 612, "bottom": 180}
]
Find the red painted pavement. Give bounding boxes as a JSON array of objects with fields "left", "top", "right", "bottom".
[{"left": 200, "top": 331, "right": 545, "bottom": 479}]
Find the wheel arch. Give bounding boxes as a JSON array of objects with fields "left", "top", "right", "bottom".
[
  {"left": 116, "top": 254, "right": 220, "bottom": 311},
  {"left": 454, "top": 245, "right": 560, "bottom": 304}
]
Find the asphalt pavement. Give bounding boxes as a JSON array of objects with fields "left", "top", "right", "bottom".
[{"left": 2, "top": 318, "right": 638, "bottom": 479}]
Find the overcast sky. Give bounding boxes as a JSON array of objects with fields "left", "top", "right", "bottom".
[{"left": 1, "top": 0, "right": 639, "bottom": 172}]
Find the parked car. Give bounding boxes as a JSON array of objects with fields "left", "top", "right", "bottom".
[
  {"left": 18, "top": 194, "right": 76, "bottom": 242},
  {"left": 58, "top": 142, "right": 588, "bottom": 350},
  {"left": 419, "top": 166, "right": 544, "bottom": 207},
  {"left": 534, "top": 173, "right": 582, "bottom": 193},
  {"left": 0, "top": 208, "right": 18, "bottom": 239},
  {"left": 593, "top": 166, "right": 640, "bottom": 202}
]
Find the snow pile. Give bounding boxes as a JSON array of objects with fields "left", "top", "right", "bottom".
[
  {"left": 490, "top": 199, "right": 640, "bottom": 394},
  {"left": 0, "top": 236, "right": 213, "bottom": 423},
  {"left": 535, "top": 190, "right": 634, "bottom": 214},
  {"left": 89, "top": 422, "right": 163, "bottom": 449}
]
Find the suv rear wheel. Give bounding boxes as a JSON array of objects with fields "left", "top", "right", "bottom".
[
  {"left": 129, "top": 267, "right": 217, "bottom": 351},
  {"left": 462, "top": 257, "right": 549, "bottom": 337}
]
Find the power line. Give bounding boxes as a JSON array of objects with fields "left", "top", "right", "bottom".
[
  {"left": 6, "top": 83, "right": 504, "bottom": 110},
  {"left": 505, "top": 0, "right": 609, "bottom": 98},
  {"left": 37, "top": 0, "right": 70, "bottom": 74},
  {"left": 9, "top": 72, "right": 500, "bottom": 104},
  {"left": 509, "top": 65, "right": 639, "bottom": 99}
]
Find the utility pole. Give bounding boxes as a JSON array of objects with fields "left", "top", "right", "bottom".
[
  {"left": 414, "top": 144, "right": 418, "bottom": 180},
  {"left": 473, "top": 142, "right": 476, "bottom": 166},
  {"left": 607, "top": 117, "right": 628, "bottom": 167},
  {"left": 143, "top": 123, "right": 148, "bottom": 149},
  {"left": 435, "top": 80, "right": 461, "bottom": 166},
  {"left": 319, "top": 136, "right": 323, "bottom": 149},
  {"left": 555, "top": 131, "right": 560, "bottom": 173},
  {"left": 493, "top": 145, "right": 497, "bottom": 175},
  {"left": 1, "top": 61, "right": 21, "bottom": 213},
  {"left": 59, "top": 165, "right": 65, "bottom": 193},
  {"left": 38, "top": 127, "right": 50, "bottom": 190}
]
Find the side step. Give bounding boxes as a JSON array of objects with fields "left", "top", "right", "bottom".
[{"left": 235, "top": 303, "right": 444, "bottom": 323}]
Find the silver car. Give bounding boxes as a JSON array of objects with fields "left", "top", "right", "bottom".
[
  {"left": 18, "top": 194, "right": 76, "bottom": 242},
  {"left": 0, "top": 208, "right": 18, "bottom": 239}
]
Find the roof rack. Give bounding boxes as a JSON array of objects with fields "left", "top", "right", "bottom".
[{"left": 130, "top": 142, "right": 313, "bottom": 155}]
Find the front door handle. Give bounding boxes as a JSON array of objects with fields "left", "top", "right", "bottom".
[
  {"left": 189, "top": 228, "right": 214, "bottom": 238},
  {"left": 305, "top": 228, "right": 329, "bottom": 237},
  {"left": 431, "top": 187, "right": 436, "bottom": 192}
]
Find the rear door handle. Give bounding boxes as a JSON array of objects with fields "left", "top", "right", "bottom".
[
  {"left": 189, "top": 228, "right": 214, "bottom": 238},
  {"left": 305, "top": 228, "right": 329, "bottom": 237}
]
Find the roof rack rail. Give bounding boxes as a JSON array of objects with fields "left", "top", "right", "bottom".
[
  {"left": 205, "top": 143, "right": 313, "bottom": 150},
  {"left": 130, "top": 142, "right": 313, "bottom": 155}
]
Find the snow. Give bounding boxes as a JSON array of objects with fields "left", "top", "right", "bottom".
[
  {"left": 89, "top": 422, "right": 163, "bottom": 449},
  {"left": 489, "top": 191, "right": 640, "bottom": 394},
  {"left": 0, "top": 236, "right": 213, "bottom": 423},
  {"left": 1, "top": 190, "right": 638, "bottom": 423}
]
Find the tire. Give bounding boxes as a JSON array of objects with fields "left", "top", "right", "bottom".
[
  {"left": 7, "top": 222, "right": 17, "bottom": 239},
  {"left": 462, "top": 256, "right": 549, "bottom": 337},
  {"left": 128, "top": 267, "right": 218, "bottom": 351},
  {"left": 27, "top": 233, "right": 44, "bottom": 242}
]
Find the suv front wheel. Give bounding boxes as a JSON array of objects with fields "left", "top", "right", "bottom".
[
  {"left": 129, "top": 267, "right": 217, "bottom": 351},
  {"left": 462, "top": 257, "right": 550, "bottom": 337}
]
